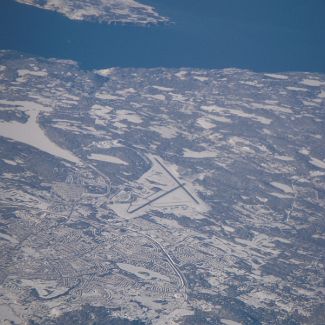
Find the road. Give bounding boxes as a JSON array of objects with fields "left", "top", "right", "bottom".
[{"left": 128, "top": 228, "right": 188, "bottom": 300}]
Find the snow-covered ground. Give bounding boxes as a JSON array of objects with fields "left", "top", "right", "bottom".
[{"left": 15, "top": 0, "right": 168, "bottom": 25}]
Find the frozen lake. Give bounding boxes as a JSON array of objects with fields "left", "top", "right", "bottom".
[{"left": 0, "top": 100, "right": 80, "bottom": 164}]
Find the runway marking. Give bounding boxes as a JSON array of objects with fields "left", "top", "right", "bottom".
[
  {"left": 128, "top": 157, "right": 199, "bottom": 214},
  {"left": 154, "top": 158, "right": 199, "bottom": 204},
  {"left": 129, "top": 183, "right": 184, "bottom": 214}
]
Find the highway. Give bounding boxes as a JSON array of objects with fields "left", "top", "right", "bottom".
[{"left": 128, "top": 228, "right": 188, "bottom": 300}]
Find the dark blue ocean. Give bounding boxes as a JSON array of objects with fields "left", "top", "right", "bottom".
[{"left": 0, "top": 0, "right": 325, "bottom": 72}]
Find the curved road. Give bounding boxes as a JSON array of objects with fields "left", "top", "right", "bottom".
[{"left": 128, "top": 228, "right": 188, "bottom": 300}]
